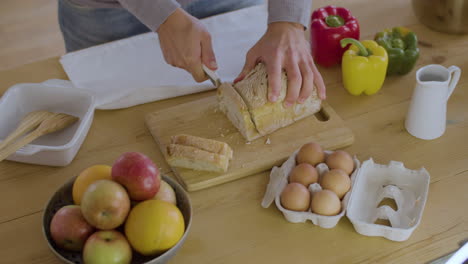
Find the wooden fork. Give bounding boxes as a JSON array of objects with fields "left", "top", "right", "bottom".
[
  {"left": 0, "top": 112, "right": 79, "bottom": 162},
  {"left": 0, "top": 110, "right": 54, "bottom": 151}
]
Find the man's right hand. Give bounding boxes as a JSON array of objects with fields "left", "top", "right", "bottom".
[{"left": 157, "top": 8, "right": 217, "bottom": 82}]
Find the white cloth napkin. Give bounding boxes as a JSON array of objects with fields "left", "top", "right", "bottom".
[{"left": 59, "top": 4, "right": 268, "bottom": 110}]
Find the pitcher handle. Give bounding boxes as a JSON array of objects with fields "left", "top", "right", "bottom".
[{"left": 447, "top": 66, "right": 461, "bottom": 101}]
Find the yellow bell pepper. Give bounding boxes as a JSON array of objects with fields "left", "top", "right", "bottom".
[{"left": 340, "top": 38, "right": 388, "bottom": 95}]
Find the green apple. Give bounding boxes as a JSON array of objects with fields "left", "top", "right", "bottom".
[
  {"left": 50, "top": 205, "right": 94, "bottom": 251},
  {"left": 152, "top": 180, "right": 177, "bottom": 205},
  {"left": 81, "top": 179, "right": 130, "bottom": 230},
  {"left": 83, "top": 230, "right": 132, "bottom": 264}
]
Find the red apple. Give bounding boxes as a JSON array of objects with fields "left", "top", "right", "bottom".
[
  {"left": 50, "top": 205, "right": 94, "bottom": 251},
  {"left": 111, "top": 152, "right": 160, "bottom": 201},
  {"left": 83, "top": 230, "right": 132, "bottom": 264},
  {"left": 81, "top": 179, "right": 130, "bottom": 230}
]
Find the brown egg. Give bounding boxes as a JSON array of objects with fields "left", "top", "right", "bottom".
[
  {"left": 296, "top": 142, "right": 325, "bottom": 166},
  {"left": 326, "top": 150, "right": 354, "bottom": 175},
  {"left": 280, "top": 183, "right": 311, "bottom": 211},
  {"left": 320, "top": 169, "right": 351, "bottom": 199},
  {"left": 289, "top": 163, "right": 318, "bottom": 187},
  {"left": 311, "top": 190, "right": 341, "bottom": 216}
]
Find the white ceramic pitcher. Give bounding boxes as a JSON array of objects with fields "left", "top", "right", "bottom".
[{"left": 405, "top": 64, "right": 461, "bottom": 140}]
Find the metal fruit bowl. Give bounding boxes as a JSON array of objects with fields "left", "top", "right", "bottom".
[
  {"left": 42, "top": 175, "right": 192, "bottom": 264},
  {"left": 413, "top": 0, "right": 468, "bottom": 34}
]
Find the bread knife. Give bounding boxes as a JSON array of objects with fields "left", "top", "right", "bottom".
[{"left": 202, "top": 64, "right": 221, "bottom": 87}]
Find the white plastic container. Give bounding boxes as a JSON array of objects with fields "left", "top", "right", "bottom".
[
  {"left": 346, "top": 159, "right": 430, "bottom": 241},
  {"left": 262, "top": 150, "right": 361, "bottom": 229},
  {"left": 0, "top": 80, "right": 95, "bottom": 166},
  {"left": 262, "top": 150, "right": 430, "bottom": 241}
]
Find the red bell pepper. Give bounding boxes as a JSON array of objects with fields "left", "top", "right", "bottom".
[{"left": 311, "top": 6, "right": 360, "bottom": 67}]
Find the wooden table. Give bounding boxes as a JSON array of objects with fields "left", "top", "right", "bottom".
[{"left": 1, "top": 0, "right": 467, "bottom": 263}]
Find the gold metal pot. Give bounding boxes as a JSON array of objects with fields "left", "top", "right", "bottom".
[{"left": 412, "top": 0, "right": 468, "bottom": 34}]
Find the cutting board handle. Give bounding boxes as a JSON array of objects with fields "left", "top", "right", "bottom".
[{"left": 314, "top": 106, "right": 330, "bottom": 122}]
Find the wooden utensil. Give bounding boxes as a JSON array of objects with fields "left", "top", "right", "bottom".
[
  {"left": 0, "top": 110, "right": 54, "bottom": 151},
  {"left": 0, "top": 113, "right": 79, "bottom": 162}
]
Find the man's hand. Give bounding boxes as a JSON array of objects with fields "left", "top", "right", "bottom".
[
  {"left": 235, "top": 22, "right": 326, "bottom": 106},
  {"left": 157, "top": 8, "right": 217, "bottom": 82}
]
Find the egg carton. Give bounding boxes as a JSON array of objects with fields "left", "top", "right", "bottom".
[
  {"left": 261, "top": 150, "right": 430, "bottom": 241},
  {"left": 346, "top": 158, "right": 430, "bottom": 241},
  {"left": 261, "top": 150, "right": 361, "bottom": 229}
]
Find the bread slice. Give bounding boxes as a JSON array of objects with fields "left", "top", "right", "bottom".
[
  {"left": 171, "top": 134, "right": 233, "bottom": 160},
  {"left": 217, "top": 82, "right": 262, "bottom": 141},
  {"left": 234, "top": 63, "right": 322, "bottom": 136},
  {"left": 217, "top": 63, "right": 322, "bottom": 141},
  {"left": 167, "top": 144, "right": 229, "bottom": 173}
]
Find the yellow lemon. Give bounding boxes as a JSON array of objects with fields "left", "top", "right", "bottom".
[
  {"left": 72, "top": 165, "right": 112, "bottom": 205},
  {"left": 125, "top": 200, "right": 185, "bottom": 256}
]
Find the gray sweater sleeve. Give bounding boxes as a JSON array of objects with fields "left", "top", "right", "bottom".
[
  {"left": 117, "top": 0, "right": 311, "bottom": 31},
  {"left": 117, "top": 0, "right": 180, "bottom": 31},
  {"left": 268, "top": 0, "right": 312, "bottom": 29}
]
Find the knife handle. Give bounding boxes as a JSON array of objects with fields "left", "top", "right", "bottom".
[{"left": 202, "top": 64, "right": 220, "bottom": 87}]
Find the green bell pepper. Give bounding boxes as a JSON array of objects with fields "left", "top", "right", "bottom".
[{"left": 374, "top": 27, "right": 419, "bottom": 75}]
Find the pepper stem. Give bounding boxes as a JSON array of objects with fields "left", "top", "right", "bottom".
[
  {"left": 340, "top": 38, "right": 369, "bottom": 57},
  {"left": 325, "top": 15, "right": 345, "bottom": 27}
]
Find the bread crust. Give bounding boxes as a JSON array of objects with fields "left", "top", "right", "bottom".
[
  {"left": 171, "top": 134, "right": 233, "bottom": 160},
  {"left": 167, "top": 143, "right": 229, "bottom": 173}
]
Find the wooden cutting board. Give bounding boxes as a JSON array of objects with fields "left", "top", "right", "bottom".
[{"left": 145, "top": 93, "right": 354, "bottom": 191}]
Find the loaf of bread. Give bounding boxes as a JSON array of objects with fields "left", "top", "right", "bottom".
[
  {"left": 166, "top": 134, "right": 233, "bottom": 173},
  {"left": 218, "top": 63, "right": 322, "bottom": 141}
]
